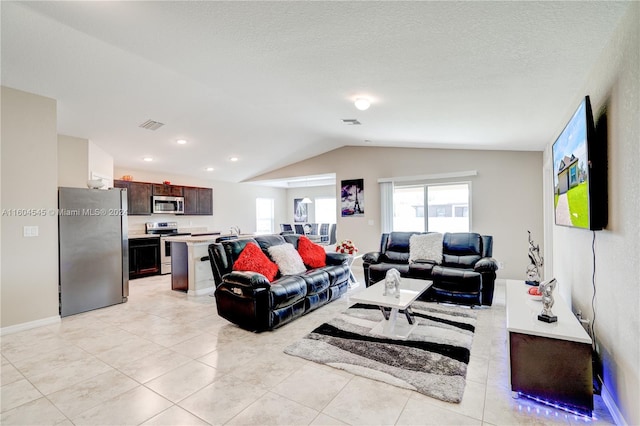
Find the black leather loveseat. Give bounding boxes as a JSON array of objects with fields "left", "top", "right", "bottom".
[
  {"left": 208, "top": 234, "right": 350, "bottom": 331},
  {"left": 363, "top": 232, "right": 498, "bottom": 306}
]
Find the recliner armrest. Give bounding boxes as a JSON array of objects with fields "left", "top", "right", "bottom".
[
  {"left": 222, "top": 271, "right": 271, "bottom": 289},
  {"left": 362, "top": 251, "right": 381, "bottom": 264},
  {"left": 326, "top": 252, "right": 349, "bottom": 266},
  {"left": 474, "top": 257, "right": 499, "bottom": 273}
]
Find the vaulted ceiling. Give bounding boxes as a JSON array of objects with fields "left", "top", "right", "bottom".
[{"left": 1, "top": 1, "right": 631, "bottom": 183}]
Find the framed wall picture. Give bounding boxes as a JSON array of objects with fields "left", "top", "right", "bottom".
[
  {"left": 341, "top": 179, "right": 364, "bottom": 217},
  {"left": 294, "top": 198, "right": 308, "bottom": 222}
]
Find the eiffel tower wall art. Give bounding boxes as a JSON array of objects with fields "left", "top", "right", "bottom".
[{"left": 341, "top": 178, "right": 364, "bottom": 217}]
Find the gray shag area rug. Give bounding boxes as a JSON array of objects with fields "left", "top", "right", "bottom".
[{"left": 284, "top": 301, "right": 477, "bottom": 403}]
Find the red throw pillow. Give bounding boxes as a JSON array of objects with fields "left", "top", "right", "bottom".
[
  {"left": 297, "top": 236, "right": 326, "bottom": 269},
  {"left": 233, "top": 242, "right": 279, "bottom": 282}
]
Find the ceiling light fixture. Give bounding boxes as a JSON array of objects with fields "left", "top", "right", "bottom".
[
  {"left": 206, "top": 167, "right": 214, "bottom": 172},
  {"left": 354, "top": 98, "right": 371, "bottom": 111},
  {"left": 229, "top": 156, "right": 239, "bottom": 162},
  {"left": 177, "top": 139, "right": 187, "bottom": 145},
  {"left": 143, "top": 157, "right": 153, "bottom": 162}
]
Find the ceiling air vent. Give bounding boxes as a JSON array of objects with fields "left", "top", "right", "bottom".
[
  {"left": 139, "top": 119, "right": 165, "bottom": 131},
  {"left": 342, "top": 119, "right": 361, "bottom": 125}
]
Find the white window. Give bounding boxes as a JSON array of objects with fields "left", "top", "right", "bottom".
[
  {"left": 256, "top": 198, "right": 274, "bottom": 234},
  {"left": 393, "top": 183, "right": 470, "bottom": 233},
  {"left": 314, "top": 197, "right": 337, "bottom": 224}
]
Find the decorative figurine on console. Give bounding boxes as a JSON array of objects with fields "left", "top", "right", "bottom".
[
  {"left": 537, "top": 278, "right": 558, "bottom": 323},
  {"left": 383, "top": 268, "right": 401, "bottom": 298},
  {"left": 526, "top": 230, "right": 544, "bottom": 286}
]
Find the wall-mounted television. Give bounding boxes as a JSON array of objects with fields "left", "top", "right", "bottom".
[{"left": 552, "top": 96, "right": 607, "bottom": 230}]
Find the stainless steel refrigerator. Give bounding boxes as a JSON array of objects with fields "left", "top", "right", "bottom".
[{"left": 59, "top": 187, "right": 129, "bottom": 317}]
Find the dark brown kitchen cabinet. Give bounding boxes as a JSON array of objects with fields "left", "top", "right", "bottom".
[
  {"left": 114, "top": 180, "right": 153, "bottom": 215},
  {"left": 152, "top": 184, "right": 183, "bottom": 197},
  {"left": 129, "top": 237, "right": 160, "bottom": 279},
  {"left": 198, "top": 187, "right": 213, "bottom": 215},
  {"left": 183, "top": 186, "right": 213, "bottom": 215}
]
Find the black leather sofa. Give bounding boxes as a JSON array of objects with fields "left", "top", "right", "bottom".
[
  {"left": 362, "top": 232, "right": 498, "bottom": 306},
  {"left": 208, "top": 234, "right": 350, "bottom": 331}
]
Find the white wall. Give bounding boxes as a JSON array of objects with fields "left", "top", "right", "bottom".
[
  {"left": 114, "top": 168, "right": 287, "bottom": 235},
  {"left": 57, "top": 135, "right": 89, "bottom": 187},
  {"left": 251, "top": 146, "right": 543, "bottom": 280},
  {"left": 547, "top": 4, "right": 639, "bottom": 424},
  {"left": 88, "top": 141, "right": 114, "bottom": 187},
  {"left": 1, "top": 87, "right": 60, "bottom": 330},
  {"left": 58, "top": 136, "right": 114, "bottom": 189}
]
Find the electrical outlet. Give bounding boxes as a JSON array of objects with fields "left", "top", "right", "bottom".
[
  {"left": 498, "top": 261, "right": 505, "bottom": 270},
  {"left": 23, "top": 226, "right": 39, "bottom": 237}
]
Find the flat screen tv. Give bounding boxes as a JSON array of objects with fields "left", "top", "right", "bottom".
[{"left": 552, "top": 96, "right": 607, "bottom": 230}]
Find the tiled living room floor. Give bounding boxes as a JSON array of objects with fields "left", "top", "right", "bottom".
[{"left": 1, "top": 271, "right": 615, "bottom": 425}]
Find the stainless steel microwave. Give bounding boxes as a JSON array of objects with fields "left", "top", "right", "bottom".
[{"left": 152, "top": 196, "right": 185, "bottom": 214}]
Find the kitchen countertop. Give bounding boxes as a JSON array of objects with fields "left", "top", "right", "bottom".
[
  {"left": 165, "top": 234, "right": 255, "bottom": 244},
  {"left": 127, "top": 234, "right": 160, "bottom": 240}
]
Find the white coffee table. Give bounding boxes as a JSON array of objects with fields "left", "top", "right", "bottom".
[{"left": 350, "top": 278, "right": 432, "bottom": 339}]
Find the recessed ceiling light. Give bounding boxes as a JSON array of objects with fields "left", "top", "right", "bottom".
[
  {"left": 143, "top": 157, "right": 153, "bottom": 162},
  {"left": 177, "top": 139, "right": 187, "bottom": 145},
  {"left": 354, "top": 98, "right": 371, "bottom": 111},
  {"left": 229, "top": 156, "right": 239, "bottom": 162},
  {"left": 206, "top": 167, "right": 214, "bottom": 172}
]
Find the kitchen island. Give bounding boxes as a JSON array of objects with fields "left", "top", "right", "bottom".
[
  {"left": 166, "top": 236, "right": 219, "bottom": 296},
  {"left": 166, "top": 234, "right": 253, "bottom": 296}
]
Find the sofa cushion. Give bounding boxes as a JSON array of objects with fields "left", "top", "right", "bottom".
[
  {"left": 409, "top": 233, "right": 443, "bottom": 264},
  {"left": 380, "top": 232, "right": 418, "bottom": 263},
  {"left": 442, "top": 233, "right": 483, "bottom": 268},
  {"left": 300, "top": 269, "right": 330, "bottom": 295},
  {"left": 408, "top": 261, "right": 436, "bottom": 279},
  {"left": 268, "top": 243, "right": 307, "bottom": 275},
  {"left": 232, "top": 242, "right": 279, "bottom": 282},
  {"left": 318, "top": 263, "right": 350, "bottom": 286},
  {"left": 297, "top": 236, "right": 326, "bottom": 268},
  {"left": 254, "top": 234, "right": 287, "bottom": 252},
  {"left": 270, "top": 275, "right": 307, "bottom": 309},
  {"left": 431, "top": 266, "right": 481, "bottom": 292}
]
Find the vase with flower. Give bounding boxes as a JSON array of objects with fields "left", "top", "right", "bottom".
[
  {"left": 336, "top": 240, "right": 360, "bottom": 287},
  {"left": 336, "top": 239, "right": 358, "bottom": 255}
]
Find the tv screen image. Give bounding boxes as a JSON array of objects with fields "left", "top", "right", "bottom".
[{"left": 552, "top": 96, "right": 605, "bottom": 230}]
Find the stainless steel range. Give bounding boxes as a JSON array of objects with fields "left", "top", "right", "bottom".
[{"left": 145, "top": 222, "right": 191, "bottom": 274}]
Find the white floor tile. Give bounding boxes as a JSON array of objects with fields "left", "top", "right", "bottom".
[
  {"left": 70, "top": 385, "right": 172, "bottom": 426},
  {"left": 144, "top": 360, "right": 222, "bottom": 402},
  {"left": 141, "top": 405, "right": 209, "bottom": 426},
  {"left": 227, "top": 391, "right": 319, "bottom": 425},
  {"left": 0, "top": 273, "right": 616, "bottom": 426}
]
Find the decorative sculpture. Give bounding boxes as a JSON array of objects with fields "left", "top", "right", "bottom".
[
  {"left": 383, "top": 268, "right": 401, "bottom": 298},
  {"left": 537, "top": 278, "right": 558, "bottom": 323},
  {"left": 526, "top": 230, "right": 544, "bottom": 286}
]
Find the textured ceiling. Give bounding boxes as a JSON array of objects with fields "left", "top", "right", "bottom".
[{"left": 1, "top": 1, "right": 631, "bottom": 183}]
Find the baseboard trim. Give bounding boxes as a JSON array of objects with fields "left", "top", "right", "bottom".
[
  {"left": 601, "top": 382, "right": 627, "bottom": 426},
  {"left": 1, "top": 315, "right": 61, "bottom": 336},
  {"left": 189, "top": 286, "right": 215, "bottom": 297}
]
